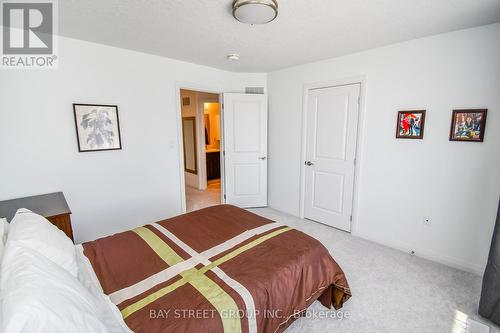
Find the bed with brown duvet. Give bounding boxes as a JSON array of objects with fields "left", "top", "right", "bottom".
[{"left": 83, "top": 205, "right": 351, "bottom": 333}]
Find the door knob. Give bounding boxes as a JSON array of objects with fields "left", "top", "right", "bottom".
[
  {"left": 305, "top": 161, "right": 314, "bottom": 166},
  {"left": 259, "top": 156, "right": 267, "bottom": 160}
]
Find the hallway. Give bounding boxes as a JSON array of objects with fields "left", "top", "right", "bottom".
[{"left": 186, "top": 180, "right": 221, "bottom": 212}]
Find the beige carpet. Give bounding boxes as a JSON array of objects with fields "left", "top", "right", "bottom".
[{"left": 247, "top": 207, "right": 499, "bottom": 333}]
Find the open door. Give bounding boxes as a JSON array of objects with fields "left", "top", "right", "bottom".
[{"left": 222, "top": 93, "right": 267, "bottom": 208}]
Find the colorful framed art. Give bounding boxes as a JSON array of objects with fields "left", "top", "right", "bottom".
[
  {"left": 449, "top": 109, "right": 487, "bottom": 142},
  {"left": 396, "top": 110, "right": 426, "bottom": 139}
]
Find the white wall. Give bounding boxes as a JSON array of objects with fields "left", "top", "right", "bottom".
[
  {"left": 267, "top": 23, "right": 500, "bottom": 274},
  {"left": 0, "top": 36, "right": 266, "bottom": 243}
]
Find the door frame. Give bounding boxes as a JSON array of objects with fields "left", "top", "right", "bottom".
[
  {"left": 174, "top": 82, "right": 224, "bottom": 214},
  {"left": 299, "top": 76, "right": 366, "bottom": 234},
  {"left": 196, "top": 93, "right": 220, "bottom": 191}
]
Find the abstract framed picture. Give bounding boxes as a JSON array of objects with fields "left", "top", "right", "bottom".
[
  {"left": 396, "top": 110, "right": 426, "bottom": 139},
  {"left": 449, "top": 109, "right": 487, "bottom": 142},
  {"left": 73, "top": 104, "right": 122, "bottom": 152}
]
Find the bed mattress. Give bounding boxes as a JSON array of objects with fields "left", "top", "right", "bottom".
[{"left": 82, "top": 205, "right": 351, "bottom": 333}]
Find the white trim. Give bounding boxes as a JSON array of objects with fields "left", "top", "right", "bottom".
[
  {"left": 299, "top": 75, "right": 367, "bottom": 234},
  {"left": 219, "top": 94, "right": 226, "bottom": 203},
  {"left": 196, "top": 93, "right": 220, "bottom": 191},
  {"left": 354, "top": 231, "right": 484, "bottom": 276},
  {"left": 174, "top": 82, "right": 224, "bottom": 214}
]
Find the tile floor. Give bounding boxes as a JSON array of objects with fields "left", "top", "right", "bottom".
[{"left": 186, "top": 180, "right": 221, "bottom": 212}]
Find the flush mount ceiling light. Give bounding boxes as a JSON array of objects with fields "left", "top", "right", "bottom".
[{"left": 232, "top": 0, "right": 278, "bottom": 25}]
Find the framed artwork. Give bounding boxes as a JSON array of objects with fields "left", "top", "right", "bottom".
[
  {"left": 73, "top": 104, "right": 122, "bottom": 152},
  {"left": 396, "top": 110, "right": 426, "bottom": 139},
  {"left": 449, "top": 109, "right": 487, "bottom": 142}
]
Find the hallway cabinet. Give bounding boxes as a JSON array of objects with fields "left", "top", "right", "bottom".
[{"left": 206, "top": 151, "right": 221, "bottom": 180}]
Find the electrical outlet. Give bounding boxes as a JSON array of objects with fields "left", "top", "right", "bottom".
[{"left": 423, "top": 216, "right": 432, "bottom": 226}]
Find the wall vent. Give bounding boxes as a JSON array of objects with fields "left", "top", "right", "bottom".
[
  {"left": 245, "top": 87, "right": 265, "bottom": 94},
  {"left": 182, "top": 97, "right": 190, "bottom": 106}
]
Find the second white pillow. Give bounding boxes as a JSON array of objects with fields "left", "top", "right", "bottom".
[
  {"left": 7, "top": 208, "right": 78, "bottom": 276},
  {"left": 1, "top": 243, "right": 108, "bottom": 333}
]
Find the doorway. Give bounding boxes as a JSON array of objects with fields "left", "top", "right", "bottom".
[
  {"left": 180, "top": 89, "right": 222, "bottom": 212},
  {"left": 301, "top": 82, "right": 361, "bottom": 232}
]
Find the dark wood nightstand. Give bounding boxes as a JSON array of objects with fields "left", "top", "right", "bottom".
[{"left": 0, "top": 192, "right": 74, "bottom": 242}]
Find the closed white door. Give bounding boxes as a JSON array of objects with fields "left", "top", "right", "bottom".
[
  {"left": 303, "top": 84, "right": 360, "bottom": 231},
  {"left": 223, "top": 93, "right": 267, "bottom": 208}
]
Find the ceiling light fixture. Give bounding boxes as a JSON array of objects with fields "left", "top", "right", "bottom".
[
  {"left": 227, "top": 53, "right": 240, "bottom": 61},
  {"left": 232, "top": 0, "right": 278, "bottom": 25}
]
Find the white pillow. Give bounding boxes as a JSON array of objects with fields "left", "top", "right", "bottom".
[
  {"left": 1, "top": 243, "right": 109, "bottom": 333},
  {"left": 0, "top": 217, "right": 8, "bottom": 258},
  {"left": 75, "top": 245, "right": 131, "bottom": 333},
  {"left": 7, "top": 208, "right": 78, "bottom": 276}
]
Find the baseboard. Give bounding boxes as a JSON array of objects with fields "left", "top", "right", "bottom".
[
  {"left": 267, "top": 203, "right": 299, "bottom": 217},
  {"left": 354, "top": 231, "right": 485, "bottom": 276},
  {"left": 267, "top": 204, "right": 485, "bottom": 276}
]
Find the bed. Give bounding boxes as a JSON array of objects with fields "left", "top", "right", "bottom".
[{"left": 1, "top": 205, "right": 351, "bottom": 333}]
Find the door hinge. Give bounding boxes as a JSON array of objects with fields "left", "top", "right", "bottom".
[
  {"left": 349, "top": 215, "right": 353, "bottom": 222},
  {"left": 224, "top": 194, "right": 226, "bottom": 199},
  {"left": 358, "top": 96, "right": 361, "bottom": 105},
  {"left": 354, "top": 158, "right": 356, "bottom": 166}
]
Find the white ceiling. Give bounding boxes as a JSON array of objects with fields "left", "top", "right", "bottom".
[{"left": 59, "top": 0, "right": 500, "bottom": 72}]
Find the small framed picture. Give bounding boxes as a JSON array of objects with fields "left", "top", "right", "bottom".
[
  {"left": 73, "top": 104, "right": 122, "bottom": 152},
  {"left": 396, "top": 110, "right": 426, "bottom": 139},
  {"left": 449, "top": 109, "right": 487, "bottom": 142}
]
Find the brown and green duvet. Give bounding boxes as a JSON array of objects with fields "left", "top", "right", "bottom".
[{"left": 83, "top": 205, "right": 351, "bottom": 333}]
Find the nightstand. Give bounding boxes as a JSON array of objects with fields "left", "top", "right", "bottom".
[{"left": 0, "top": 192, "right": 74, "bottom": 242}]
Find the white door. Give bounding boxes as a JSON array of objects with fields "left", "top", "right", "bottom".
[
  {"left": 223, "top": 93, "right": 268, "bottom": 208},
  {"left": 303, "top": 84, "right": 360, "bottom": 231}
]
